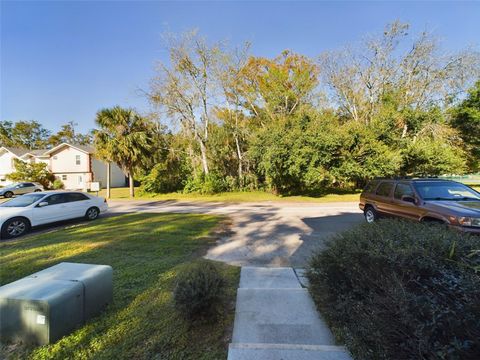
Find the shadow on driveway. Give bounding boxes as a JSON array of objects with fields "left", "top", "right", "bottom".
[{"left": 289, "top": 213, "right": 364, "bottom": 267}]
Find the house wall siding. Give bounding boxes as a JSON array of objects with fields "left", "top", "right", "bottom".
[
  {"left": 91, "top": 159, "right": 126, "bottom": 188},
  {"left": 50, "top": 146, "right": 90, "bottom": 173},
  {"left": 0, "top": 150, "right": 18, "bottom": 185}
]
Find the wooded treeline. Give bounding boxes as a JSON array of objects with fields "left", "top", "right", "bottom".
[
  {"left": 145, "top": 22, "right": 480, "bottom": 194},
  {"left": 2, "top": 22, "right": 480, "bottom": 195},
  {"left": 0, "top": 121, "right": 92, "bottom": 149}
]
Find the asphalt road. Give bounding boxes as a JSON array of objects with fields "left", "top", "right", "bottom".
[
  {"left": 108, "top": 200, "right": 364, "bottom": 267},
  {"left": 1, "top": 200, "right": 364, "bottom": 267}
]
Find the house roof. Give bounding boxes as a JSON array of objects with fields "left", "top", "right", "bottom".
[
  {"left": 44, "top": 143, "right": 94, "bottom": 155},
  {"left": 0, "top": 147, "right": 30, "bottom": 157},
  {"left": 22, "top": 149, "right": 49, "bottom": 157}
]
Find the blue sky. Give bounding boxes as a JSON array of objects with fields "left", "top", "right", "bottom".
[{"left": 1, "top": 1, "right": 479, "bottom": 133}]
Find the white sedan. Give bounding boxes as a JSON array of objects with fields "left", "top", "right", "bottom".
[{"left": 0, "top": 191, "right": 108, "bottom": 239}]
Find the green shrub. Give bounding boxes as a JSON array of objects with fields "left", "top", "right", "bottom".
[
  {"left": 183, "top": 172, "right": 228, "bottom": 194},
  {"left": 307, "top": 219, "right": 480, "bottom": 360},
  {"left": 173, "top": 261, "right": 226, "bottom": 319},
  {"left": 139, "top": 156, "right": 188, "bottom": 193},
  {"left": 52, "top": 179, "right": 64, "bottom": 190}
]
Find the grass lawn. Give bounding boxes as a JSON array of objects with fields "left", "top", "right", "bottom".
[
  {"left": 0, "top": 213, "right": 239, "bottom": 360},
  {"left": 95, "top": 187, "right": 361, "bottom": 203}
]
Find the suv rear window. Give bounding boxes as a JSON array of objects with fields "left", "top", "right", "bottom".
[
  {"left": 376, "top": 182, "right": 394, "bottom": 197},
  {"left": 394, "top": 183, "right": 415, "bottom": 200},
  {"left": 363, "top": 181, "right": 378, "bottom": 193}
]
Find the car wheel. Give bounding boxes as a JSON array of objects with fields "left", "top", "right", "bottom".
[
  {"left": 85, "top": 207, "right": 100, "bottom": 220},
  {"left": 4, "top": 191, "right": 13, "bottom": 198},
  {"left": 364, "top": 207, "right": 378, "bottom": 224},
  {"left": 1, "top": 217, "right": 30, "bottom": 239},
  {"left": 34, "top": 189, "right": 41, "bottom": 192}
]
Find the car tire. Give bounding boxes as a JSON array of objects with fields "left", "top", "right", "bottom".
[
  {"left": 364, "top": 206, "right": 378, "bottom": 224},
  {"left": 1, "top": 217, "right": 30, "bottom": 239},
  {"left": 34, "top": 189, "right": 42, "bottom": 192},
  {"left": 3, "top": 191, "right": 13, "bottom": 198},
  {"left": 85, "top": 207, "right": 100, "bottom": 221}
]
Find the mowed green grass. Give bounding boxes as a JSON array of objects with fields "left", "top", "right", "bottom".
[
  {"left": 0, "top": 213, "right": 239, "bottom": 360},
  {"left": 97, "top": 188, "right": 361, "bottom": 203}
]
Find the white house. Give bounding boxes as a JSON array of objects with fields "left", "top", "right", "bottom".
[
  {"left": 0, "top": 147, "right": 29, "bottom": 186},
  {"left": 0, "top": 144, "right": 126, "bottom": 190}
]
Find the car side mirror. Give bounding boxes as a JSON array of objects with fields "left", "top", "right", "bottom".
[
  {"left": 401, "top": 195, "right": 416, "bottom": 204},
  {"left": 37, "top": 201, "right": 49, "bottom": 207}
]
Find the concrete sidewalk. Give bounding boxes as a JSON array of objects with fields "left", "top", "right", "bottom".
[{"left": 228, "top": 267, "right": 352, "bottom": 360}]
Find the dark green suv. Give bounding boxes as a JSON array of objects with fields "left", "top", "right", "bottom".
[{"left": 359, "top": 178, "right": 480, "bottom": 234}]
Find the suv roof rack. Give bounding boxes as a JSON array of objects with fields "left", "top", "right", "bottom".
[{"left": 373, "top": 176, "right": 443, "bottom": 181}]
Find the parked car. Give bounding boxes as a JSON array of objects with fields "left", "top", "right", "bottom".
[
  {"left": 359, "top": 178, "right": 480, "bottom": 234},
  {"left": 0, "top": 182, "right": 44, "bottom": 198},
  {"left": 0, "top": 191, "right": 108, "bottom": 239}
]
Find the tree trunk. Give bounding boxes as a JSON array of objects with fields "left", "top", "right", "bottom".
[
  {"left": 128, "top": 170, "right": 134, "bottom": 198},
  {"left": 106, "top": 162, "right": 111, "bottom": 199},
  {"left": 198, "top": 139, "right": 209, "bottom": 175},
  {"left": 234, "top": 134, "right": 243, "bottom": 186}
]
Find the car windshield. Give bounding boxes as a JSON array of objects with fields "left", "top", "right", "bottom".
[
  {"left": 0, "top": 194, "right": 45, "bottom": 207},
  {"left": 414, "top": 182, "right": 480, "bottom": 201}
]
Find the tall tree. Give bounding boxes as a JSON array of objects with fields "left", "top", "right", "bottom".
[
  {"left": 0, "top": 120, "right": 50, "bottom": 149},
  {"left": 214, "top": 43, "right": 252, "bottom": 184},
  {"left": 0, "top": 121, "right": 14, "bottom": 147},
  {"left": 94, "top": 106, "right": 154, "bottom": 198},
  {"left": 320, "top": 21, "right": 480, "bottom": 128},
  {"left": 48, "top": 121, "right": 93, "bottom": 146},
  {"left": 237, "top": 50, "right": 320, "bottom": 122},
  {"left": 151, "top": 31, "right": 222, "bottom": 175},
  {"left": 450, "top": 80, "right": 480, "bottom": 171}
]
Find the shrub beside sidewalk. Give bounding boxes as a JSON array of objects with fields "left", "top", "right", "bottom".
[{"left": 307, "top": 219, "right": 480, "bottom": 360}]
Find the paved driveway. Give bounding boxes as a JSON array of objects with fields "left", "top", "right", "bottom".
[{"left": 108, "top": 200, "right": 363, "bottom": 267}]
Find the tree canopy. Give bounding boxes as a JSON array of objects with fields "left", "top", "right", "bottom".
[
  {"left": 142, "top": 22, "right": 479, "bottom": 195},
  {"left": 94, "top": 106, "right": 158, "bottom": 197}
]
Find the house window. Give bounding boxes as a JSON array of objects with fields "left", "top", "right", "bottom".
[
  {"left": 78, "top": 175, "right": 83, "bottom": 184},
  {"left": 75, "top": 155, "right": 81, "bottom": 165},
  {"left": 62, "top": 175, "right": 67, "bottom": 181}
]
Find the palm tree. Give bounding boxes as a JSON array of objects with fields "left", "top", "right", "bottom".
[{"left": 94, "top": 106, "right": 153, "bottom": 198}]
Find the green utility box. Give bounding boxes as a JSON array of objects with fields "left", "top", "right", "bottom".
[
  {"left": 0, "top": 262, "right": 113, "bottom": 345},
  {"left": 28, "top": 262, "right": 113, "bottom": 319},
  {"left": 0, "top": 277, "right": 84, "bottom": 345}
]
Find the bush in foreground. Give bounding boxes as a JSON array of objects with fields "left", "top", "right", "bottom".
[
  {"left": 173, "top": 261, "right": 226, "bottom": 319},
  {"left": 307, "top": 219, "right": 480, "bottom": 360}
]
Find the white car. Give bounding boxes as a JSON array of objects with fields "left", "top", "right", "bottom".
[
  {"left": 0, "top": 182, "right": 44, "bottom": 198},
  {"left": 0, "top": 191, "right": 108, "bottom": 239}
]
